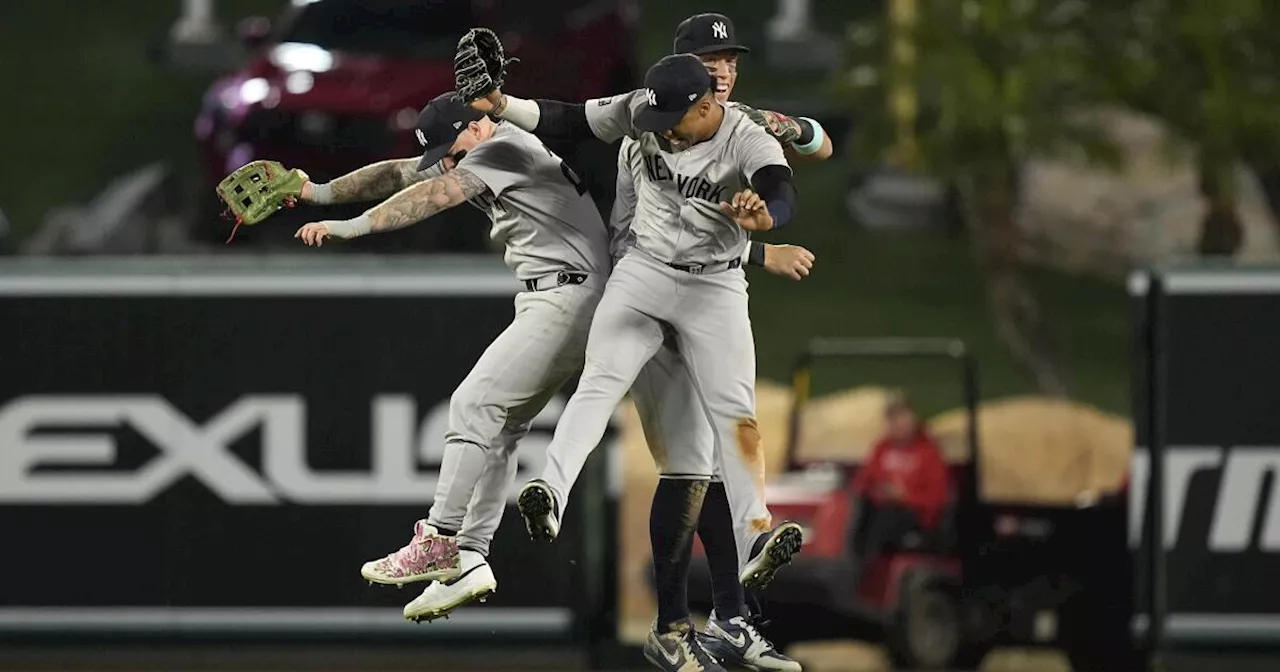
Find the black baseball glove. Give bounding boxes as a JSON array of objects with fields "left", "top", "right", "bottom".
[{"left": 455, "top": 27, "right": 519, "bottom": 103}]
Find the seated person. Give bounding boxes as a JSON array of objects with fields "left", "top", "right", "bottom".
[{"left": 846, "top": 391, "right": 952, "bottom": 574}]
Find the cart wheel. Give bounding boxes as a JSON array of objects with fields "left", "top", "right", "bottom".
[{"left": 886, "top": 581, "right": 962, "bottom": 670}]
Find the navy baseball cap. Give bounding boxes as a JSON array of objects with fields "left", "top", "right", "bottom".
[
  {"left": 415, "top": 91, "right": 485, "bottom": 170},
  {"left": 633, "top": 54, "right": 717, "bottom": 133},
  {"left": 673, "top": 13, "right": 750, "bottom": 56}
]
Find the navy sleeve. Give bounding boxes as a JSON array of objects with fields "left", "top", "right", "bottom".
[
  {"left": 532, "top": 100, "right": 594, "bottom": 142},
  {"left": 750, "top": 164, "right": 798, "bottom": 229}
]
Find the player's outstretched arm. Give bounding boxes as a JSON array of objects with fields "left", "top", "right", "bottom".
[
  {"left": 303, "top": 158, "right": 442, "bottom": 205},
  {"left": 468, "top": 88, "right": 635, "bottom": 146},
  {"left": 455, "top": 27, "right": 633, "bottom": 144},
  {"left": 733, "top": 103, "right": 833, "bottom": 163},
  {"left": 294, "top": 168, "right": 488, "bottom": 246}
]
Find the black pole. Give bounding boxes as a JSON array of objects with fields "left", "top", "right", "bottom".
[
  {"left": 960, "top": 349, "right": 981, "bottom": 503},
  {"left": 1145, "top": 272, "right": 1168, "bottom": 670},
  {"left": 583, "top": 432, "right": 615, "bottom": 668}
]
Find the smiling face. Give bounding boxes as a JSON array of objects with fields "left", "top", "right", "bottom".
[{"left": 699, "top": 51, "right": 739, "bottom": 103}]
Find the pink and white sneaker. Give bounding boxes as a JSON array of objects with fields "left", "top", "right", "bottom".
[{"left": 360, "top": 520, "right": 461, "bottom": 587}]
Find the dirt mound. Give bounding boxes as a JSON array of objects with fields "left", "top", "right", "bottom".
[{"left": 931, "top": 396, "right": 1131, "bottom": 504}]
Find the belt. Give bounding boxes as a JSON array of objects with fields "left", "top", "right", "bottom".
[
  {"left": 524, "top": 271, "right": 588, "bottom": 292},
  {"left": 666, "top": 258, "right": 742, "bottom": 275}
]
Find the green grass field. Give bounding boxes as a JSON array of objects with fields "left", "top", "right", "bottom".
[{"left": 0, "top": 0, "right": 1131, "bottom": 415}]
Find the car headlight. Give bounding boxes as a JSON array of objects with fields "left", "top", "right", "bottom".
[{"left": 238, "top": 78, "right": 271, "bottom": 105}]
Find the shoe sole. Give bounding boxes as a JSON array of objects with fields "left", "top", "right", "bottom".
[
  {"left": 643, "top": 647, "right": 705, "bottom": 672},
  {"left": 702, "top": 631, "right": 801, "bottom": 672},
  {"left": 517, "top": 482, "right": 557, "bottom": 542},
  {"left": 739, "top": 522, "right": 804, "bottom": 589},
  {"left": 404, "top": 584, "right": 496, "bottom": 623},
  {"left": 644, "top": 640, "right": 727, "bottom": 672},
  {"left": 361, "top": 564, "right": 461, "bottom": 588}
]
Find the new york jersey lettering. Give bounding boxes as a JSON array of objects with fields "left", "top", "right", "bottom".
[{"left": 585, "top": 90, "right": 789, "bottom": 265}]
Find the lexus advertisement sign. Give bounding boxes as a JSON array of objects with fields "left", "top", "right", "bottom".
[
  {"left": 1131, "top": 267, "right": 1280, "bottom": 647},
  {"left": 0, "top": 258, "right": 616, "bottom": 642}
]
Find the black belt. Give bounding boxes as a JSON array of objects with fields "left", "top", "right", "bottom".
[
  {"left": 524, "top": 271, "right": 588, "bottom": 291},
  {"left": 666, "top": 258, "right": 742, "bottom": 275}
]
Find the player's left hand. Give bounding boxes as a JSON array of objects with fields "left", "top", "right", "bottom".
[
  {"left": 763, "top": 244, "right": 815, "bottom": 280},
  {"left": 455, "top": 27, "right": 518, "bottom": 105},
  {"left": 720, "top": 189, "right": 773, "bottom": 231},
  {"left": 294, "top": 221, "right": 356, "bottom": 246}
]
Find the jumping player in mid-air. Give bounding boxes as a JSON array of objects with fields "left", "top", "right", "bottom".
[
  {"left": 620, "top": 13, "right": 833, "bottom": 672},
  {"left": 455, "top": 37, "right": 808, "bottom": 670},
  {"left": 291, "top": 90, "right": 611, "bottom": 621}
]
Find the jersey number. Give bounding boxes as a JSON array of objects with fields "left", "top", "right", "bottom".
[{"left": 547, "top": 148, "right": 588, "bottom": 196}]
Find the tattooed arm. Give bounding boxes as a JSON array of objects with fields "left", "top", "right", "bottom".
[
  {"left": 303, "top": 158, "right": 444, "bottom": 204},
  {"left": 731, "top": 103, "right": 834, "bottom": 163},
  {"left": 362, "top": 168, "right": 488, "bottom": 233},
  {"left": 294, "top": 168, "right": 489, "bottom": 245}
]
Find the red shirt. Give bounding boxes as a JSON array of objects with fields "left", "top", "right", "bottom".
[{"left": 850, "top": 431, "right": 952, "bottom": 529}]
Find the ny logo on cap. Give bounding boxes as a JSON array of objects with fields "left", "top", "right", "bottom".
[
  {"left": 712, "top": 21, "right": 728, "bottom": 39},
  {"left": 415, "top": 129, "right": 427, "bottom": 146},
  {"left": 646, "top": 88, "right": 658, "bottom": 107},
  {"left": 453, "top": 121, "right": 463, "bottom": 130}
]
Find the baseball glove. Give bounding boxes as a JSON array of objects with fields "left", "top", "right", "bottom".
[
  {"left": 215, "top": 159, "right": 308, "bottom": 243},
  {"left": 454, "top": 27, "right": 519, "bottom": 103},
  {"left": 730, "top": 102, "right": 804, "bottom": 145}
]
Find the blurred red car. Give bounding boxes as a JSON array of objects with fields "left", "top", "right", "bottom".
[{"left": 193, "top": 0, "right": 639, "bottom": 244}]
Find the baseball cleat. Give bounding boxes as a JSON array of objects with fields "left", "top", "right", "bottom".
[
  {"left": 517, "top": 480, "right": 561, "bottom": 542},
  {"left": 360, "top": 520, "right": 461, "bottom": 586},
  {"left": 402, "top": 562, "right": 497, "bottom": 623},
  {"left": 739, "top": 521, "right": 803, "bottom": 589},
  {"left": 644, "top": 619, "right": 726, "bottom": 672},
  {"left": 699, "top": 611, "right": 801, "bottom": 672}
]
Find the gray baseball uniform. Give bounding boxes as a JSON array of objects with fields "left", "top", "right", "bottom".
[
  {"left": 539, "top": 91, "right": 789, "bottom": 567},
  {"left": 613, "top": 137, "right": 714, "bottom": 480},
  {"left": 427, "top": 121, "right": 609, "bottom": 555}
]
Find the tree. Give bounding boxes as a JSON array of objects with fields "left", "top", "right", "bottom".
[
  {"left": 1094, "top": 0, "right": 1280, "bottom": 256},
  {"left": 839, "top": 0, "right": 1119, "bottom": 396}
]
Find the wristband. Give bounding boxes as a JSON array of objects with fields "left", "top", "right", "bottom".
[
  {"left": 747, "top": 241, "right": 767, "bottom": 267},
  {"left": 494, "top": 95, "right": 541, "bottom": 131},
  {"left": 793, "top": 117, "right": 825, "bottom": 155},
  {"left": 328, "top": 214, "right": 373, "bottom": 239},
  {"left": 309, "top": 182, "right": 334, "bottom": 205}
]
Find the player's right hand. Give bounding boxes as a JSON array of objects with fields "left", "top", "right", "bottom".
[
  {"left": 295, "top": 221, "right": 335, "bottom": 246},
  {"left": 720, "top": 189, "right": 774, "bottom": 231},
  {"left": 763, "top": 244, "right": 815, "bottom": 281}
]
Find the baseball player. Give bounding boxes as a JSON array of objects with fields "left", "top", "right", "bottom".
[
  {"left": 455, "top": 40, "right": 806, "bottom": 669},
  {"left": 283, "top": 85, "right": 814, "bottom": 626},
  {"left": 624, "top": 14, "right": 832, "bottom": 672},
  {"left": 290, "top": 90, "right": 610, "bottom": 622}
]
